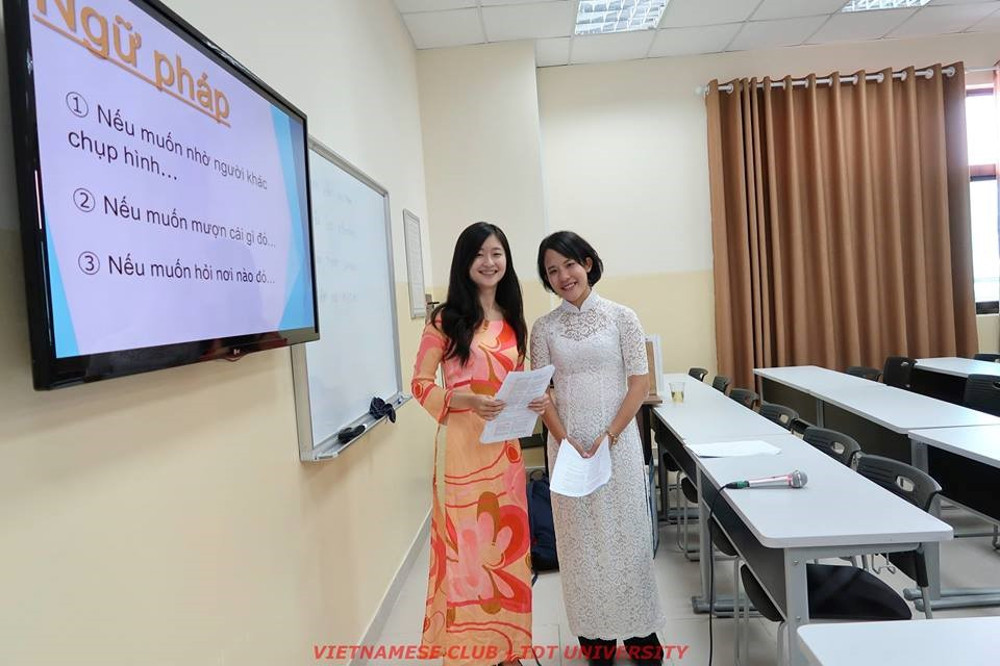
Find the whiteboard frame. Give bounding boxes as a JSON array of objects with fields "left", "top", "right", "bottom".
[{"left": 291, "top": 137, "right": 408, "bottom": 462}]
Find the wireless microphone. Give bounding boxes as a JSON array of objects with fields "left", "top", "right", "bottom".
[{"left": 724, "top": 470, "right": 808, "bottom": 490}]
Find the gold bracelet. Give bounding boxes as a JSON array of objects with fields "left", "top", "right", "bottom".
[{"left": 605, "top": 428, "right": 618, "bottom": 445}]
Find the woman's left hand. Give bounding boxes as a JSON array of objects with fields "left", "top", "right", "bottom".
[{"left": 527, "top": 391, "right": 551, "bottom": 415}]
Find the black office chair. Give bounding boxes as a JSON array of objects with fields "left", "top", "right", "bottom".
[
  {"left": 963, "top": 374, "right": 1000, "bottom": 417},
  {"left": 689, "top": 367, "right": 709, "bottom": 381},
  {"left": 759, "top": 402, "right": 799, "bottom": 430},
  {"left": 855, "top": 454, "right": 940, "bottom": 619},
  {"left": 712, "top": 375, "right": 731, "bottom": 394},
  {"left": 709, "top": 520, "right": 751, "bottom": 665},
  {"left": 973, "top": 353, "right": 1000, "bottom": 363},
  {"left": 678, "top": 476, "right": 700, "bottom": 560},
  {"left": 729, "top": 388, "right": 758, "bottom": 409},
  {"left": 882, "top": 356, "right": 916, "bottom": 390},
  {"left": 803, "top": 427, "right": 862, "bottom": 468},
  {"left": 789, "top": 417, "right": 814, "bottom": 436},
  {"left": 846, "top": 365, "right": 881, "bottom": 382},
  {"left": 740, "top": 560, "right": 911, "bottom": 663}
]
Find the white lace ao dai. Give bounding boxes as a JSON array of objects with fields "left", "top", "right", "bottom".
[{"left": 530, "top": 293, "right": 665, "bottom": 640}]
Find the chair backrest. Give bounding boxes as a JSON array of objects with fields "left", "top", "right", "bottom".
[
  {"left": 728, "top": 388, "right": 758, "bottom": 409},
  {"left": 688, "top": 367, "right": 709, "bottom": 381},
  {"left": 882, "top": 356, "right": 916, "bottom": 389},
  {"left": 846, "top": 365, "right": 881, "bottom": 381},
  {"left": 855, "top": 454, "right": 942, "bottom": 587},
  {"left": 803, "top": 426, "right": 862, "bottom": 467},
  {"left": 973, "top": 353, "right": 1000, "bottom": 363},
  {"left": 712, "top": 375, "right": 731, "bottom": 393},
  {"left": 709, "top": 519, "right": 737, "bottom": 558},
  {"left": 739, "top": 565, "right": 783, "bottom": 622},
  {"left": 789, "top": 417, "right": 813, "bottom": 436},
  {"left": 963, "top": 374, "right": 1000, "bottom": 417},
  {"left": 759, "top": 402, "right": 799, "bottom": 430}
]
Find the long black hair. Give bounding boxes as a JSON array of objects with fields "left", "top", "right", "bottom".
[{"left": 432, "top": 222, "right": 527, "bottom": 365}]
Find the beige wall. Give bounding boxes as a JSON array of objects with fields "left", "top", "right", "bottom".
[
  {"left": 417, "top": 41, "right": 553, "bottom": 323},
  {"left": 0, "top": 1, "right": 434, "bottom": 664},
  {"left": 537, "top": 32, "right": 1000, "bottom": 377}
]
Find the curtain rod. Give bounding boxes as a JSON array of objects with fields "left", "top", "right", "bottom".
[{"left": 695, "top": 64, "right": 996, "bottom": 97}]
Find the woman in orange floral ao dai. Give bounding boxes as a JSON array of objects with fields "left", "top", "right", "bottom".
[{"left": 412, "top": 222, "right": 546, "bottom": 666}]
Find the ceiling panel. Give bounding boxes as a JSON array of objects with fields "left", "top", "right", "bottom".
[
  {"left": 570, "top": 30, "right": 657, "bottom": 64},
  {"left": 753, "top": 0, "right": 847, "bottom": 21},
  {"left": 807, "top": 8, "right": 916, "bottom": 43},
  {"left": 648, "top": 23, "right": 742, "bottom": 56},
  {"left": 483, "top": 1, "right": 577, "bottom": 42},
  {"left": 967, "top": 7, "right": 1000, "bottom": 29},
  {"left": 660, "top": 0, "right": 762, "bottom": 28},
  {"left": 888, "top": 1, "right": 1000, "bottom": 36},
  {"left": 928, "top": 0, "right": 998, "bottom": 5},
  {"left": 728, "top": 16, "right": 828, "bottom": 51},
  {"left": 394, "top": 0, "right": 476, "bottom": 13},
  {"left": 535, "top": 37, "right": 572, "bottom": 66},
  {"left": 402, "top": 8, "right": 485, "bottom": 49}
]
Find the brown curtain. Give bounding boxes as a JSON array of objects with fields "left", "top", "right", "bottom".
[{"left": 707, "top": 63, "right": 979, "bottom": 390}]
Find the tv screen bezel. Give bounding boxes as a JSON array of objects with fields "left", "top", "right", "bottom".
[{"left": 3, "top": 0, "right": 320, "bottom": 389}]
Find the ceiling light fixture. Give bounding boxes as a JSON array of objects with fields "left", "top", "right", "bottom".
[
  {"left": 841, "top": 0, "right": 930, "bottom": 13},
  {"left": 574, "top": 0, "right": 670, "bottom": 36}
]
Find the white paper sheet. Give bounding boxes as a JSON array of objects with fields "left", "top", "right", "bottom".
[
  {"left": 687, "top": 440, "right": 782, "bottom": 458},
  {"left": 479, "top": 365, "right": 555, "bottom": 444},
  {"left": 549, "top": 438, "right": 613, "bottom": 497}
]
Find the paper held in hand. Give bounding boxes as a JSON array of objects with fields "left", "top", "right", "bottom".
[
  {"left": 549, "top": 438, "right": 612, "bottom": 497},
  {"left": 479, "top": 365, "right": 555, "bottom": 444}
]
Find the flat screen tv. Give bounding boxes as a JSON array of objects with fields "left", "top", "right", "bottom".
[{"left": 4, "top": 0, "right": 318, "bottom": 389}]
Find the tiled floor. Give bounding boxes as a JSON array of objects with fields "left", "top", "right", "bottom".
[{"left": 370, "top": 494, "right": 1000, "bottom": 665}]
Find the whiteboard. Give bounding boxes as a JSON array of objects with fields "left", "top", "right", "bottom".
[{"left": 291, "top": 138, "right": 406, "bottom": 461}]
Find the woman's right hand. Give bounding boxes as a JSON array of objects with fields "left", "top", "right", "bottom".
[{"left": 455, "top": 393, "right": 505, "bottom": 420}]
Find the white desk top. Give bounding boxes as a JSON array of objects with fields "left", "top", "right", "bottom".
[
  {"left": 691, "top": 434, "right": 952, "bottom": 549},
  {"left": 917, "top": 356, "right": 1000, "bottom": 378},
  {"left": 910, "top": 425, "right": 1000, "bottom": 469},
  {"left": 754, "top": 365, "right": 885, "bottom": 395},
  {"left": 656, "top": 374, "right": 787, "bottom": 443},
  {"left": 798, "top": 618, "right": 1000, "bottom": 666},
  {"left": 818, "top": 384, "right": 1000, "bottom": 433}
]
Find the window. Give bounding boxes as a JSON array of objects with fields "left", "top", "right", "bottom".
[{"left": 966, "top": 88, "right": 999, "bottom": 314}]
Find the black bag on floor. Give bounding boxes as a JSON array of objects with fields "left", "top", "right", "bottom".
[{"left": 527, "top": 469, "right": 558, "bottom": 572}]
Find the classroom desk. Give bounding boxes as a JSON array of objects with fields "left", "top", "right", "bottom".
[
  {"left": 694, "top": 435, "right": 952, "bottom": 666},
  {"left": 754, "top": 365, "right": 886, "bottom": 424},
  {"left": 912, "top": 357, "right": 1000, "bottom": 406},
  {"left": 797, "top": 617, "right": 1000, "bottom": 666},
  {"left": 755, "top": 366, "right": 1000, "bottom": 461},
  {"left": 652, "top": 374, "right": 786, "bottom": 516},
  {"left": 907, "top": 424, "right": 1000, "bottom": 609}
]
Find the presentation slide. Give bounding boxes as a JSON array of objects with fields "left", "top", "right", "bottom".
[{"left": 28, "top": 0, "right": 315, "bottom": 358}]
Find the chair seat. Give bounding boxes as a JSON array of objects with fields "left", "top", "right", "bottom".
[{"left": 741, "top": 563, "right": 912, "bottom": 623}]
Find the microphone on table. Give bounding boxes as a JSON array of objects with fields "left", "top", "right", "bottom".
[{"left": 724, "top": 470, "right": 808, "bottom": 490}]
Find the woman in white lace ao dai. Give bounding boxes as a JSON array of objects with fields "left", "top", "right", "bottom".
[{"left": 530, "top": 232, "right": 665, "bottom": 666}]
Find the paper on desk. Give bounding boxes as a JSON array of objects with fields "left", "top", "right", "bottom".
[
  {"left": 687, "top": 440, "right": 781, "bottom": 458},
  {"left": 549, "top": 438, "right": 612, "bottom": 497},
  {"left": 479, "top": 365, "right": 555, "bottom": 444}
]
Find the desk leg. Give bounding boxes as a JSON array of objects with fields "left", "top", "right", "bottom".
[
  {"left": 783, "top": 552, "right": 810, "bottom": 666},
  {"left": 697, "top": 470, "right": 712, "bottom": 603}
]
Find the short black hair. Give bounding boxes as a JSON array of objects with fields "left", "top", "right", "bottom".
[{"left": 536, "top": 231, "right": 604, "bottom": 293}]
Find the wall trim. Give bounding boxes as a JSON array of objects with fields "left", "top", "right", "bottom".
[{"left": 350, "top": 510, "right": 431, "bottom": 666}]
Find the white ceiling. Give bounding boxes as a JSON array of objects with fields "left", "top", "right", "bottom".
[{"left": 393, "top": 0, "right": 1000, "bottom": 67}]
